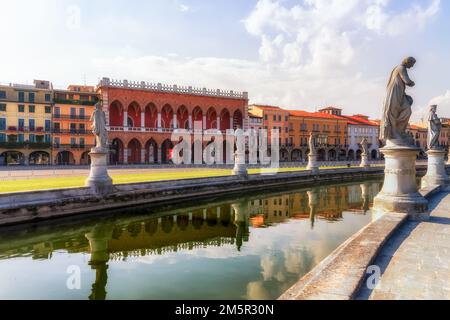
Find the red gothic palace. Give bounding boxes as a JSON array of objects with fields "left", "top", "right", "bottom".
[{"left": 97, "top": 78, "right": 249, "bottom": 164}]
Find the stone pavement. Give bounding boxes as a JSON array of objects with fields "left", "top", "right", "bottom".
[{"left": 358, "top": 189, "right": 450, "bottom": 300}]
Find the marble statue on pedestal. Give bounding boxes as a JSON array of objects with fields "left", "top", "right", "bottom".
[
  {"left": 232, "top": 126, "right": 248, "bottom": 177},
  {"left": 91, "top": 102, "right": 108, "bottom": 151},
  {"left": 380, "top": 57, "right": 416, "bottom": 147},
  {"left": 374, "top": 57, "right": 428, "bottom": 220},
  {"left": 428, "top": 105, "right": 442, "bottom": 150},
  {"left": 360, "top": 138, "right": 370, "bottom": 169},
  {"left": 86, "top": 102, "right": 113, "bottom": 195},
  {"left": 422, "top": 105, "right": 449, "bottom": 188},
  {"left": 307, "top": 133, "right": 319, "bottom": 173}
]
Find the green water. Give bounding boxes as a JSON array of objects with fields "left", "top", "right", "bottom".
[{"left": 0, "top": 180, "right": 381, "bottom": 300}]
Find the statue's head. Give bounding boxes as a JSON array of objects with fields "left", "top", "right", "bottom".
[
  {"left": 430, "top": 104, "right": 437, "bottom": 113},
  {"left": 402, "top": 56, "right": 416, "bottom": 68}
]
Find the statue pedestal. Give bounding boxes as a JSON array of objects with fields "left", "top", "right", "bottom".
[
  {"left": 307, "top": 153, "right": 319, "bottom": 174},
  {"left": 373, "top": 146, "right": 429, "bottom": 220},
  {"left": 85, "top": 148, "right": 113, "bottom": 196},
  {"left": 421, "top": 149, "right": 449, "bottom": 188},
  {"left": 360, "top": 154, "right": 370, "bottom": 170},
  {"left": 232, "top": 152, "right": 248, "bottom": 177}
]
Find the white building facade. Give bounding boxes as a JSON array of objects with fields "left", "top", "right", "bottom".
[{"left": 345, "top": 115, "right": 380, "bottom": 160}]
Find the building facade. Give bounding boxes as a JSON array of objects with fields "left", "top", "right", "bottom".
[
  {"left": 0, "top": 80, "right": 53, "bottom": 165},
  {"left": 342, "top": 114, "right": 380, "bottom": 160},
  {"left": 97, "top": 78, "right": 249, "bottom": 164},
  {"left": 52, "top": 85, "right": 99, "bottom": 165},
  {"left": 249, "top": 105, "right": 290, "bottom": 161},
  {"left": 287, "top": 109, "right": 348, "bottom": 162}
]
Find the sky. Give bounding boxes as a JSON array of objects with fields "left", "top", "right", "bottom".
[{"left": 0, "top": 0, "right": 449, "bottom": 122}]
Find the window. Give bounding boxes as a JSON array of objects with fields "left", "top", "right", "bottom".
[
  {"left": 29, "top": 119, "right": 35, "bottom": 131},
  {"left": 70, "top": 108, "right": 76, "bottom": 119},
  {"left": 45, "top": 120, "right": 51, "bottom": 132},
  {"left": 70, "top": 137, "right": 77, "bottom": 147},
  {"left": 28, "top": 92, "right": 35, "bottom": 103},
  {"left": 0, "top": 118, "right": 5, "bottom": 130},
  {"left": 29, "top": 134, "right": 36, "bottom": 143},
  {"left": 285, "top": 116, "right": 288, "bottom": 121},
  {"left": 79, "top": 108, "right": 85, "bottom": 118},
  {"left": 285, "top": 127, "right": 288, "bottom": 133},
  {"left": 45, "top": 94, "right": 51, "bottom": 102},
  {"left": 80, "top": 138, "right": 85, "bottom": 148},
  {"left": 278, "top": 115, "right": 281, "bottom": 122},
  {"left": 264, "top": 115, "right": 268, "bottom": 121},
  {"left": 0, "top": 91, "right": 6, "bottom": 99},
  {"left": 301, "top": 123, "right": 307, "bottom": 131},
  {"left": 0, "top": 104, "right": 6, "bottom": 112},
  {"left": 45, "top": 134, "right": 51, "bottom": 143},
  {"left": 70, "top": 123, "right": 76, "bottom": 133},
  {"left": 29, "top": 105, "right": 35, "bottom": 113},
  {"left": 79, "top": 124, "right": 85, "bottom": 133},
  {"left": 18, "top": 92, "right": 25, "bottom": 102},
  {"left": 273, "top": 115, "right": 277, "bottom": 121},
  {"left": 53, "top": 123, "right": 60, "bottom": 132},
  {"left": 18, "top": 105, "right": 25, "bottom": 112},
  {"left": 18, "top": 119, "right": 24, "bottom": 131},
  {"left": 7, "top": 135, "right": 18, "bottom": 143},
  {"left": 45, "top": 106, "right": 51, "bottom": 114},
  {"left": 0, "top": 133, "right": 5, "bottom": 142},
  {"left": 54, "top": 137, "right": 60, "bottom": 147}
]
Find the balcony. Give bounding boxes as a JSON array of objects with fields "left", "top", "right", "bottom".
[
  {"left": 54, "top": 98, "right": 98, "bottom": 106},
  {"left": 53, "top": 144, "right": 94, "bottom": 150},
  {"left": 0, "top": 142, "right": 51, "bottom": 150},
  {"left": 53, "top": 114, "right": 90, "bottom": 121},
  {"left": 7, "top": 126, "right": 17, "bottom": 132}
]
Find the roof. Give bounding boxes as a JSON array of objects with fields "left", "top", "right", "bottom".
[
  {"left": 340, "top": 115, "right": 379, "bottom": 127},
  {"left": 409, "top": 124, "right": 427, "bottom": 131},
  {"left": 289, "top": 110, "right": 346, "bottom": 120},
  {"left": 250, "top": 104, "right": 285, "bottom": 111},
  {"left": 319, "top": 106, "right": 342, "bottom": 111}
]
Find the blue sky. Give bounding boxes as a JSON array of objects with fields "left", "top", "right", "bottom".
[{"left": 0, "top": 0, "right": 449, "bottom": 121}]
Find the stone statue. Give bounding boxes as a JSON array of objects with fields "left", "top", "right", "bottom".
[
  {"left": 90, "top": 102, "right": 108, "bottom": 151},
  {"left": 361, "top": 138, "right": 369, "bottom": 156},
  {"left": 428, "top": 105, "right": 442, "bottom": 150},
  {"left": 309, "top": 134, "right": 316, "bottom": 154},
  {"left": 380, "top": 57, "right": 416, "bottom": 146}
]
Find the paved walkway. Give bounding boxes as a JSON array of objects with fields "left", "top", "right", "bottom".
[{"left": 358, "top": 189, "right": 450, "bottom": 300}]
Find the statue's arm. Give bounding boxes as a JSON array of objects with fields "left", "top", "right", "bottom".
[{"left": 399, "top": 66, "right": 414, "bottom": 86}]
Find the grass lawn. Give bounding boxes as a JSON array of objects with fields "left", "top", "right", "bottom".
[{"left": 0, "top": 166, "right": 354, "bottom": 193}]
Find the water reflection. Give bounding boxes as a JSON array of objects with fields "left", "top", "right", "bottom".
[{"left": 0, "top": 180, "right": 382, "bottom": 300}]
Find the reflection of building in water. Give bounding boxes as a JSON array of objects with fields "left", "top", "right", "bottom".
[{"left": 0, "top": 182, "right": 383, "bottom": 263}]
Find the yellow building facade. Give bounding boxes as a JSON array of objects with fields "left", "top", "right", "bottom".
[{"left": 0, "top": 80, "right": 53, "bottom": 165}]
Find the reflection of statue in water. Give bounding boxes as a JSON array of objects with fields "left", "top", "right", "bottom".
[
  {"left": 232, "top": 200, "right": 250, "bottom": 251},
  {"left": 85, "top": 224, "right": 113, "bottom": 300},
  {"left": 380, "top": 57, "right": 416, "bottom": 146},
  {"left": 308, "top": 189, "right": 319, "bottom": 229},
  {"left": 91, "top": 102, "right": 108, "bottom": 151},
  {"left": 428, "top": 105, "right": 442, "bottom": 150}
]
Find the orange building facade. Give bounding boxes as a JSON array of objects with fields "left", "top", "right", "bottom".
[
  {"left": 248, "top": 105, "right": 290, "bottom": 160},
  {"left": 97, "top": 78, "right": 249, "bottom": 164},
  {"left": 287, "top": 109, "right": 348, "bottom": 162},
  {"left": 52, "top": 86, "right": 98, "bottom": 165}
]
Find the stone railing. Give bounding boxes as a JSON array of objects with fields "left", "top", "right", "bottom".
[{"left": 98, "top": 77, "right": 249, "bottom": 100}]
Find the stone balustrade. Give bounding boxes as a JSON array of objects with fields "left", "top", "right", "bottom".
[{"left": 98, "top": 77, "right": 249, "bottom": 100}]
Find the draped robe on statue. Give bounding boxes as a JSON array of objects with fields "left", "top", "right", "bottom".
[
  {"left": 380, "top": 65, "right": 414, "bottom": 142},
  {"left": 428, "top": 110, "right": 441, "bottom": 149}
]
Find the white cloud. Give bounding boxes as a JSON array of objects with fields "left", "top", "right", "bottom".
[{"left": 179, "top": 4, "right": 190, "bottom": 12}]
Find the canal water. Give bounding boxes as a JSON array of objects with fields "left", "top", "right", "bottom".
[{"left": 0, "top": 180, "right": 382, "bottom": 300}]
